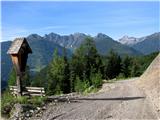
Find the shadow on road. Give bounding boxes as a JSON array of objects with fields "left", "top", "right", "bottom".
[
  {"left": 50, "top": 113, "right": 66, "bottom": 120},
  {"left": 73, "top": 96, "right": 146, "bottom": 101},
  {"left": 47, "top": 96, "right": 146, "bottom": 103}
]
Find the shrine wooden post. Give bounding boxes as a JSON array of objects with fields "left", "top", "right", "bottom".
[{"left": 7, "top": 38, "right": 32, "bottom": 96}]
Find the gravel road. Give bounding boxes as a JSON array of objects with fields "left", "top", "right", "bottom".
[{"left": 31, "top": 78, "right": 159, "bottom": 120}]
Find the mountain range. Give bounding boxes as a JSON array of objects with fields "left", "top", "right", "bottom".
[
  {"left": 1, "top": 32, "right": 160, "bottom": 89},
  {"left": 119, "top": 32, "right": 160, "bottom": 54}
]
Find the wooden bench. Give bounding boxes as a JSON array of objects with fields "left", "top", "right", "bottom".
[{"left": 9, "top": 86, "right": 45, "bottom": 97}]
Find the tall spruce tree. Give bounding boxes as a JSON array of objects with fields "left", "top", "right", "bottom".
[
  {"left": 69, "top": 55, "right": 77, "bottom": 92},
  {"left": 121, "top": 55, "right": 132, "bottom": 78},
  {"left": 47, "top": 49, "right": 65, "bottom": 95},
  {"left": 105, "top": 50, "right": 121, "bottom": 79},
  {"left": 131, "top": 58, "right": 141, "bottom": 77},
  {"left": 62, "top": 47, "right": 70, "bottom": 93},
  {"left": 82, "top": 37, "right": 102, "bottom": 83},
  {"left": 70, "top": 36, "right": 102, "bottom": 88},
  {"left": 47, "top": 48, "right": 71, "bottom": 95}
]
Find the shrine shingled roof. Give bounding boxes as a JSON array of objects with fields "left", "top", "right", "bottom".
[{"left": 7, "top": 38, "right": 32, "bottom": 54}]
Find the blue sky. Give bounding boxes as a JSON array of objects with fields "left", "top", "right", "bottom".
[{"left": 1, "top": 1, "right": 159, "bottom": 41}]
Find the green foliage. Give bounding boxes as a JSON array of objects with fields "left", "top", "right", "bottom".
[
  {"left": 105, "top": 50, "right": 121, "bottom": 79},
  {"left": 8, "top": 68, "right": 16, "bottom": 86},
  {"left": 121, "top": 55, "right": 132, "bottom": 77},
  {"left": 54, "top": 84, "right": 63, "bottom": 95},
  {"left": 135, "top": 52, "right": 159, "bottom": 75},
  {"left": 16, "top": 96, "right": 29, "bottom": 104},
  {"left": 30, "top": 35, "right": 159, "bottom": 95},
  {"left": 4, "top": 40, "right": 158, "bottom": 118},
  {"left": 74, "top": 76, "right": 89, "bottom": 93},
  {"left": 83, "top": 86, "right": 98, "bottom": 95},
  {"left": 47, "top": 48, "right": 70, "bottom": 95},
  {"left": 8, "top": 66, "right": 31, "bottom": 87},
  {"left": 29, "top": 96, "right": 46, "bottom": 106},
  {"left": 22, "top": 66, "right": 31, "bottom": 87},
  {"left": 120, "top": 52, "right": 159, "bottom": 78},
  {"left": 74, "top": 76, "right": 83, "bottom": 93},
  {"left": 90, "top": 72, "right": 102, "bottom": 88},
  {"left": 62, "top": 47, "right": 70, "bottom": 93},
  {"left": 116, "top": 73, "right": 125, "bottom": 79},
  {"left": 130, "top": 58, "right": 141, "bottom": 77},
  {"left": 71, "top": 37, "right": 103, "bottom": 88},
  {"left": 1, "top": 91, "right": 16, "bottom": 116},
  {"left": 69, "top": 58, "right": 76, "bottom": 92},
  {"left": 1, "top": 91, "right": 46, "bottom": 117},
  {"left": 31, "top": 66, "right": 48, "bottom": 88}
]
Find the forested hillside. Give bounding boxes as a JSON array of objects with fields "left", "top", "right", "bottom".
[
  {"left": 1, "top": 32, "right": 142, "bottom": 90},
  {"left": 8, "top": 37, "right": 159, "bottom": 95}
]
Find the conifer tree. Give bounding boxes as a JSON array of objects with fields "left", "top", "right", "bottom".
[
  {"left": 47, "top": 49, "right": 64, "bottom": 95},
  {"left": 105, "top": 50, "right": 121, "bottom": 79},
  {"left": 131, "top": 58, "right": 141, "bottom": 77},
  {"left": 71, "top": 36, "right": 102, "bottom": 85},
  {"left": 121, "top": 55, "right": 132, "bottom": 78},
  {"left": 62, "top": 47, "right": 70, "bottom": 93}
]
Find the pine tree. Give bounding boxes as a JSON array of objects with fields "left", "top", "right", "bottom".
[
  {"left": 121, "top": 55, "right": 132, "bottom": 78},
  {"left": 69, "top": 55, "right": 77, "bottom": 92},
  {"left": 105, "top": 50, "right": 122, "bottom": 79},
  {"left": 131, "top": 58, "right": 141, "bottom": 77},
  {"left": 62, "top": 47, "right": 70, "bottom": 93},
  {"left": 47, "top": 49, "right": 64, "bottom": 95},
  {"left": 71, "top": 36, "right": 102, "bottom": 86}
]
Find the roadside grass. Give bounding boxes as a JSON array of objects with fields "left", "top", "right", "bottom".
[
  {"left": 1, "top": 90, "right": 47, "bottom": 118},
  {"left": 103, "top": 77, "right": 135, "bottom": 83},
  {"left": 83, "top": 86, "right": 99, "bottom": 96}
]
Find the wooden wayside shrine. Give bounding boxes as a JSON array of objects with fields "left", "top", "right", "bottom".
[{"left": 7, "top": 38, "right": 32, "bottom": 96}]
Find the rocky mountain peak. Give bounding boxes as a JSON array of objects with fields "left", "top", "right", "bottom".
[
  {"left": 27, "top": 34, "right": 42, "bottom": 40},
  {"left": 119, "top": 35, "right": 138, "bottom": 46},
  {"left": 146, "top": 32, "right": 160, "bottom": 40},
  {"left": 72, "top": 32, "right": 86, "bottom": 37},
  {"left": 44, "top": 32, "right": 61, "bottom": 41},
  {"left": 95, "top": 33, "right": 112, "bottom": 40}
]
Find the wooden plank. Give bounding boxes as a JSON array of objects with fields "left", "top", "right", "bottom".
[
  {"left": 26, "top": 87, "right": 44, "bottom": 90},
  {"left": 29, "top": 93, "right": 45, "bottom": 96},
  {"left": 9, "top": 86, "right": 46, "bottom": 97},
  {"left": 10, "top": 91, "right": 45, "bottom": 96},
  {"left": 10, "top": 88, "right": 18, "bottom": 91},
  {"left": 26, "top": 89, "right": 45, "bottom": 93},
  {"left": 10, "top": 86, "right": 44, "bottom": 90},
  {"left": 10, "top": 90, "right": 45, "bottom": 94},
  {"left": 10, "top": 87, "right": 17, "bottom": 89},
  {"left": 10, "top": 86, "right": 17, "bottom": 89},
  {"left": 11, "top": 55, "right": 21, "bottom": 74},
  {"left": 10, "top": 89, "right": 45, "bottom": 94}
]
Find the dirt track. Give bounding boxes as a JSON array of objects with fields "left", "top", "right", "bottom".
[{"left": 31, "top": 78, "right": 159, "bottom": 120}]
